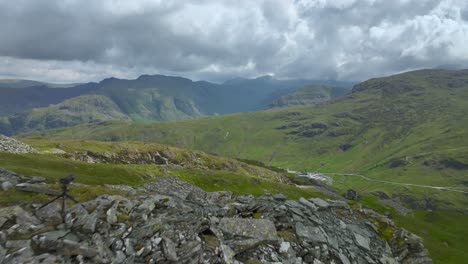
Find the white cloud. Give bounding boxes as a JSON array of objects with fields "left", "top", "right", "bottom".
[{"left": 0, "top": 0, "right": 467, "bottom": 82}]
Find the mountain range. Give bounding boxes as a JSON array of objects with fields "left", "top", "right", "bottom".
[{"left": 0, "top": 75, "right": 352, "bottom": 135}]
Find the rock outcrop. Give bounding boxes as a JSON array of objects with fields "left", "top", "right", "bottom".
[
  {"left": 0, "top": 167, "right": 47, "bottom": 191},
  {"left": 0, "top": 176, "right": 432, "bottom": 264},
  {"left": 0, "top": 134, "right": 37, "bottom": 154}
]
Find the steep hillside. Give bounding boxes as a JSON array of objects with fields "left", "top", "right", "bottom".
[
  {"left": 0, "top": 84, "right": 100, "bottom": 116},
  {"left": 268, "top": 84, "right": 351, "bottom": 108}
]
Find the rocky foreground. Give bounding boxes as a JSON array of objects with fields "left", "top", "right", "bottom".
[{"left": 0, "top": 173, "right": 432, "bottom": 264}]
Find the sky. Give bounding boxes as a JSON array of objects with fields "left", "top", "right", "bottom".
[{"left": 0, "top": 0, "right": 468, "bottom": 83}]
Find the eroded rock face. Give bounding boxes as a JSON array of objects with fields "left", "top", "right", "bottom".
[
  {"left": 0, "top": 135, "right": 37, "bottom": 154},
  {"left": 0, "top": 177, "right": 432, "bottom": 264}
]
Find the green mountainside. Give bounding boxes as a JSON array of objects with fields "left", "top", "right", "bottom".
[
  {"left": 268, "top": 84, "right": 351, "bottom": 108},
  {"left": 0, "top": 95, "right": 131, "bottom": 134}
]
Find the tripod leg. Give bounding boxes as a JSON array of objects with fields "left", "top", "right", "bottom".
[
  {"left": 66, "top": 195, "right": 87, "bottom": 210},
  {"left": 62, "top": 196, "right": 66, "bottom": 221},
  {"left": 37, "top": 194, "right": 63, "bottom": 210}
]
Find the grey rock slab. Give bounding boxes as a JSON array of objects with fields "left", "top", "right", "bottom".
[
  {"left": 295, "top": 222, "right": 328, "bottom": 245},
  {"left": 309, "top": 198, "right": 329, "bottom": 209},
  {"left": 285, "top": 200, "right": 305, "bottom": 209},
  {"left": 339, "top": 253, "right": 351, "bottom": 264},
  {"left": 0, "top": 244, "right": 5, "bottom": 262},
  {"left": 3, "top": 239, "right": 26, "bottom": 249},
  {"left": 15, "top": 183, "right": 61, "bottom": 195},
  {"left": 162, "top": 237, "right": 178, "bottom": 262},
  {"left": 220, "top": 244, "right": 240, "bottom": 264},
  {"left": 3, "top": 245, "right": 34, "bottom": 263},
  {"left": 35, "top": 201, "right": 63, "bottom": 225},
  {"left": 299, "top": 197, "right": 318, "bottom": 211},
  {"left": 218, "top": 218, "right": 278, "bottom": 241},
  {"left": 354, "top": 233, "right": 371, "bottom": 251},
  {"left": 0, "top": 217, "right": 6, "bottom": 228}
]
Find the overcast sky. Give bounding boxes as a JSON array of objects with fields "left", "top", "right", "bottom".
[{"left": 0, "top": 0, "right": 467, "bottom": 83}]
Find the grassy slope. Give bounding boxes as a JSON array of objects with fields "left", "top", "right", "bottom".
[
  {"left": 0, "top": 139, "right": 324, "bottom": 206},
  {"left": 268, "top": 84, "right": 351, "bottom": 108}
]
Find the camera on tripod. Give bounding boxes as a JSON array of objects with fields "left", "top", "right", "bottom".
[
  {"left": 37, "top": 174, "right": 84, "bottom": 222},
  {"left": 60, "top": 175, "right": 75, "bottom": 185}
]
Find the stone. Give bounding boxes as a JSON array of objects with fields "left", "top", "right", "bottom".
[
  {"left": 221, "top": 244, "right": 240, "bottom": 264},
  {"left": 0, "top": 206, "right": 41, "bottom": 233},
  {"left": 295, "top": 222, "right": 328, "bottom": 245},
  {"left": 354, "top": 233, "right": 370, "bottom": 251},
  {"left": 0, "top": 245, "right": 6, "bottom": 260},
  {"left": 82, "top": 211, "right": 99, "bottom": 233},
  {"left": 55, "top": 239, "right": 97, "bottom": 257},
  {"left": 162, "top": 237, "right": 178, "bottom": 261},
  {"left": 273, "top": 193, "right": 288, "bottom": 201},
  {"left": 35, "top": 202, "right": 63, "bottom": 225},
  {"left": 339, "top": 252, "right": 351, "bottom": 264},
  {"left": 5, "top": 239, "right": 31, "bottom": 249},
  {"left": 309, "top": 198, "right": 329, "bottom": 209},
  {"left": 1, "top": 181, "right": 13, "bottom": 191},
  {"left": 279, "top": 241, "right": 294, "bottom": 257},
  {"left": 15, "top": 183, "right": 61, "bottom": 196},
  {"left": 218, "top": 218, "right": 278, "bottom": 241},
  {"left": 299, "top": 197, "right": 318, "bottom": 211},
  {"left": 2, "top": 245, "right": 34, "bottom": 263},
  {"left": 27, "top": 176, "right": 47, "bottom": 184}
]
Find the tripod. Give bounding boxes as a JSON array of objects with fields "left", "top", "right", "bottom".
[{"left": 37, "top": 175, "right": 83, "bottom": 222}]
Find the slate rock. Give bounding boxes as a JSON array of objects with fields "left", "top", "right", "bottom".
[
  {"left": 218, "top": 218, "right": 278, "bottom": 241},
  {"left": 354, "top": 233, "right": 371, "bottom": 251},
  {"left": 309, "top": 198, "right": 330, "bottom": 209},
  {"left": 295, "top": 222, "right": 328, "bottom": 245}
]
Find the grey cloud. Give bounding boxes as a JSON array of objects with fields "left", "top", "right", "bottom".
[{"left": 0, "top": 0, "right": 467, "bottom": 83}]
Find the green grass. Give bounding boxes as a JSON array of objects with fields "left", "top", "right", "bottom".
[
  {"left": 173, "top": 169, "right": 325, "bottom": 200},
  {"left": 395, "top": 211, "right": 468, "bottom": 264},
  {"left": 0, "top": 152, "right": 149, "bottom": 186},
  {"left": 0, "top": 139, "right": 325, "bottom": 205}
]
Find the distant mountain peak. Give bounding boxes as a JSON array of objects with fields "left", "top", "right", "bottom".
[{"left": 136, "top": 74, "right": 192, "bottom": 82}]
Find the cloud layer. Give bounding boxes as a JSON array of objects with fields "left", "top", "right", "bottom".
[{"left": 0, "top": 0, "right": 467, "bottom": 82}]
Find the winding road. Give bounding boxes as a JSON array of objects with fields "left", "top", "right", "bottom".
[{"left": 321, "top": 172, "right": 468, "bottom": 194}]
